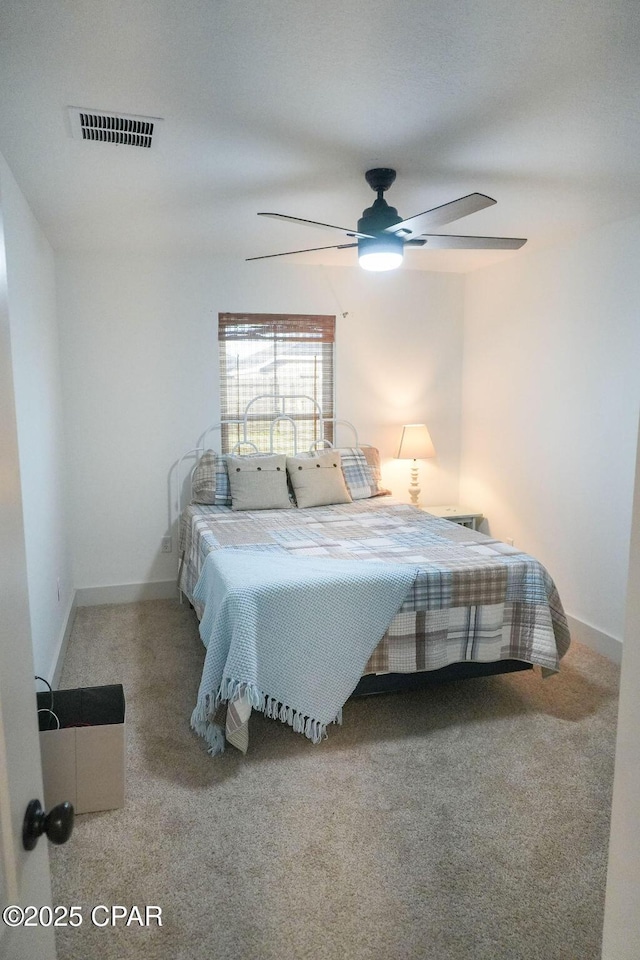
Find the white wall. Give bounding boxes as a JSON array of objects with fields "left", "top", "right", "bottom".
[
  {"left": 460, "top": 215, "right": 640, "bottom": 648},
  {"left": 56, "top": 254, "right": 464, "bottom": 595},
  {"left": 1, "top": 153, "right": 73, "bottom": 681}
]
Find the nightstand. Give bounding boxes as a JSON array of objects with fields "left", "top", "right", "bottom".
[{"left": 423, "top": 505, "right": 484, "bottom": 531}]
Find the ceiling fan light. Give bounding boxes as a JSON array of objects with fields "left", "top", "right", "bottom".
[
  {"left": 358, "top": 235, "right": 404, "bottom": 272},
  {"left": 359, "top": 250, "right": 404, "bottom": 271}
]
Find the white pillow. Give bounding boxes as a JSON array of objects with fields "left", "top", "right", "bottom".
[
  {"left": 227, "top": 454, "right": 292, "bottom": 511},
  {"left": 287, "top": 450, "right": 352, "bottom": 508}
]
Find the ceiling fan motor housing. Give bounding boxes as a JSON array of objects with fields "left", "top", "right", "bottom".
[{"left": 357, "top": 198, "right": 402, "bottom": 235}]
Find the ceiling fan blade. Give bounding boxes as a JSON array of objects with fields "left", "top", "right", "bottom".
[
  {"left": 420, "top": 234, "right": 527, "bottom": 249},
  {"left": 246, "top": 243, "right": 358, "bottom": 262},
  {"left": 385, "top": 193, "right": 497, "bottom": 239},
  {"left": 258, "top": 212, "right": 374, "bottom": 240}
]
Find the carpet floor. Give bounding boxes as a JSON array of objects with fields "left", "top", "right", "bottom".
[{"left": 50, "top": 599, "right": 619, "bottom": 960}]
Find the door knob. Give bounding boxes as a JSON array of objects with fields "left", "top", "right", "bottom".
[{"left": 22, "top": 799, "right": 74, "bottom": 851}]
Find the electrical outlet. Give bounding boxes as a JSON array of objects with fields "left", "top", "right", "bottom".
[
  {"left": 161, "top": 536, "right": 172, "bottom": 554},
  {"left": 505, "top": 537, "right": 514, "bottom": 546}
]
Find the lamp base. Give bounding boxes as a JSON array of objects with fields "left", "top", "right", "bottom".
[{"left": 408, "top": 461, "right": 421, "bottom": 506}]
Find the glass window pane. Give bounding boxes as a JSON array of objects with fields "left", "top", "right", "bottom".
[{"left": 218, "top": 314, "right": 335, "bottom": 455}]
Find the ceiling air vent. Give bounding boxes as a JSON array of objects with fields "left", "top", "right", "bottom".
[{"left": 67, "top": 107, "right": 162, "bottom": 148}]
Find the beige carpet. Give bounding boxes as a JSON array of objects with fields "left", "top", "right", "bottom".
[{"left": 50, "top": 599, "right": 619, "bottom": 960}]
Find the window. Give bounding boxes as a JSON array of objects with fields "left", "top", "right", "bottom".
[{"left": 218, "top": 312, "right": 335, "bottom": 454}]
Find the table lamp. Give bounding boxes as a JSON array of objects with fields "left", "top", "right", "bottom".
[{"left": 396, "top": 423, "right": 436, "bottom": 506}]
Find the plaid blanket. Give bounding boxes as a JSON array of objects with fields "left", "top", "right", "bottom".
[{"left": 180, "top": 498, "right": 570, "bottom": 753}]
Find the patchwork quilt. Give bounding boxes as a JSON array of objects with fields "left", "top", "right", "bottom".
[{"left": 179, "top": 498, "right": 570, "bottom": 754}]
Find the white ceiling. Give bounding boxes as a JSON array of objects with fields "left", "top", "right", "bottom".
[{"left": 0, "top": 0, "right": 639, "bottom": 272}]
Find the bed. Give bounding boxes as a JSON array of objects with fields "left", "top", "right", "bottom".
[{"left": 175, "top": 397, "right": 570, "bottom": 756}]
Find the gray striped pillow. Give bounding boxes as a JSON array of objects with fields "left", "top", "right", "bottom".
[
  {"left": 191, "top": 450, "right": 232, "bottom": 505},
  {"left": 310, "top": 446, "right": 390, "bottom": 499}
]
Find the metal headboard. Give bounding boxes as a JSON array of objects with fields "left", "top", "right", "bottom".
[{"left": 173, "top": 394, "right": 361, "bottom": 522}]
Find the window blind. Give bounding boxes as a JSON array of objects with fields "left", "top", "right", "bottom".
[{"left": 218, "top": 313, "right": 335, "bottom": 454}]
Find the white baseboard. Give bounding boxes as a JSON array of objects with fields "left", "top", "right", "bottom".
[
  {"left": 75, "top": 579, "right": 178, "bottom": 607},
  {"left": 49, "top": 591, "right": 78, "bottom": 688},
  {"left": 566, "top": 614, "right": 622, "bottom": 665}
]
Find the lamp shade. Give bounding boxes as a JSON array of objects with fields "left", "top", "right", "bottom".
[{"left": 396, "top": 423, "right": 436, "bottom": 460}]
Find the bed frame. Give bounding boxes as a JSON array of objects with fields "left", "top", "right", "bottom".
[{"left": 174, "top": 394, "right": 532, "bottom": 698}]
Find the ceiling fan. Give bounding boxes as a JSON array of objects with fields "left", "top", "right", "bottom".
[{"left": 247, "top": 168, "right": 526, "bottom": 271}]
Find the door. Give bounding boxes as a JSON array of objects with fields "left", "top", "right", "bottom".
[
  {"left": 0, "top": 211, "right": 56, "bottom": 958},
  {"left": 601, "top": 415, "right": 640, "bottom": 958}
]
